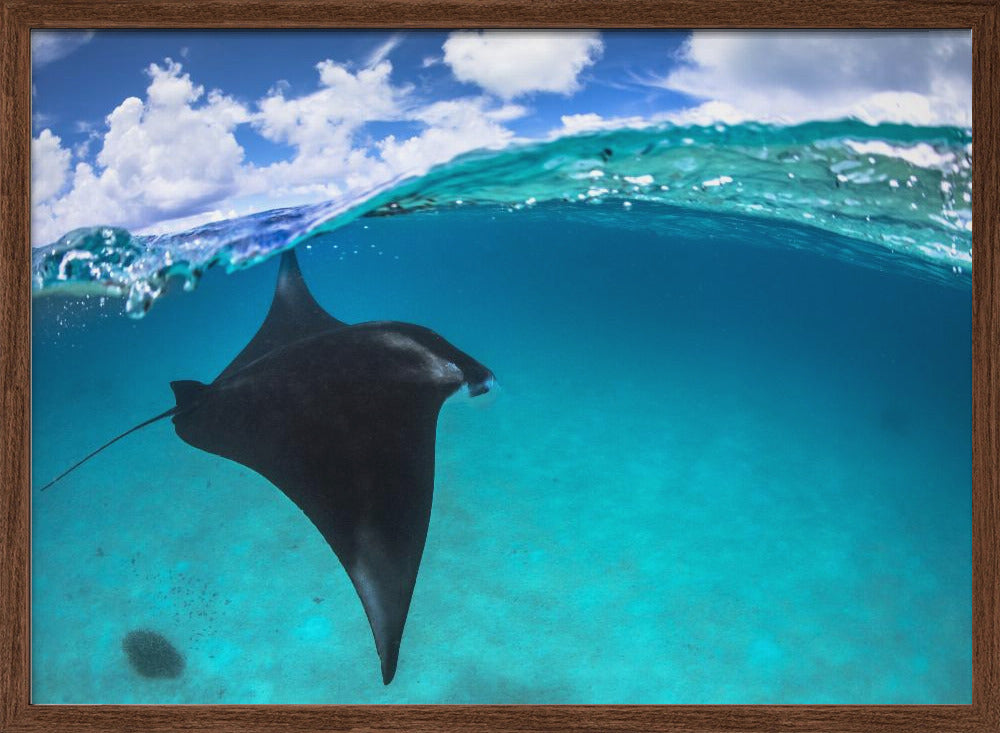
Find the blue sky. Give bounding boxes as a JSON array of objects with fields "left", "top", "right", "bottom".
[{"left": 31, "top": 30, "right": 971, "bottom": 245}]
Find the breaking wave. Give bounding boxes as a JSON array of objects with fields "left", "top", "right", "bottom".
[{"left": 32, "top": 118, "right": 972, "bottom": 317}]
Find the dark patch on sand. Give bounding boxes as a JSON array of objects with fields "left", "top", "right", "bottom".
[{"left": 122, "top": 629, "right": 185, "bottom": 679}]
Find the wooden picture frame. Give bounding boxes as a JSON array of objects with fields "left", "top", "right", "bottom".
[{"left": 2, "top": 1, "right": 997, "bottom": 730}]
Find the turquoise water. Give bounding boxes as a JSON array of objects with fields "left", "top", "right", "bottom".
[{"left": 31, "top": 122, "right": 971, "bottom": 703}]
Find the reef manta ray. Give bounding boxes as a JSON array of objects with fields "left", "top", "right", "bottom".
[{"left": 41, "top": 247, "right": 495, "bottom": 684}]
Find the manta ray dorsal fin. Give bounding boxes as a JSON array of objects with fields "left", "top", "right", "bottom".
[{"left": 215, "top": 248, "right": 346, "bottom": 382}]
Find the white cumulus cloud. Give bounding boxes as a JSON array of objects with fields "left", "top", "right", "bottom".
[
  {"left": 31, "top": 129, "right": 72, "bottom": 203},
  {"left": 654, "top": 31, "right": 971, "bottom": 126},
  {"left": 249, "top": 60, "right": 525, "bottom": 202},
  {"left": 247, "top": 59, "right": 408, "bottom": 201},
  {"left": 443, "top": 31, "right": 603, "bottom": 99},
  {"left": 32, "top": 60, "right": 249, "bottom": 245},
  {"left": 32, "top": 55, "right": 531, "bottom": 244},
  {"left": 378, "top": 98, "right": 525, "bottom": 177},
  {"left": 255, "top": 60, "right": 405, "bottom": 153}
]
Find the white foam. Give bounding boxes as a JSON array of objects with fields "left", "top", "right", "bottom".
[
  {"left": 623, "top": 174, "right": 654, "bottom": 186},
  {"left": 702, "top": 175, "right": 733, "bottom": 188},
  {"left": 844, "top": 140, "right": 956, "bottom": 170}
]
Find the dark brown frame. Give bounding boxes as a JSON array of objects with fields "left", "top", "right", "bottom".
[{"left": 2, "top": 1, "right": 997, "bottom": 731}]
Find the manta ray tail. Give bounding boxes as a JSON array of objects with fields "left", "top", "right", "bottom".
[{"left": 38, "top": 407, "right": 178, "bottom": 492}]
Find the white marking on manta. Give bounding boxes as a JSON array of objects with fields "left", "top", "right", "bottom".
[{"left": 378, "top": 331, "right": 464, "bottom": 383}]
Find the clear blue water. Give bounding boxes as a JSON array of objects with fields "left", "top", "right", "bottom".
[{"left": 31, "top": 123, "right": 971, "bottom": 703}]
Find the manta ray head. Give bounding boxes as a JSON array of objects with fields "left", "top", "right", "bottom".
[{"left": 373, "top": 323, "right": 496, "bottom": 397}]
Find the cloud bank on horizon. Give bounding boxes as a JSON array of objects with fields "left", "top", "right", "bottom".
[
  {"left": 31, "top": 30, "right": 971, "bottom": 246},
  {"left": 663, "top": 32, "right": 970, "bottom": 127}
]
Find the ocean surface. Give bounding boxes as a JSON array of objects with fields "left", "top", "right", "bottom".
[{"left": 31, "top": 120, "right": 972, "bottom": 703}]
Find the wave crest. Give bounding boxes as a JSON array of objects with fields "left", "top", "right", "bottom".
[{"left": 32, "top": 119, "right": 972, "bottom": 317}]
